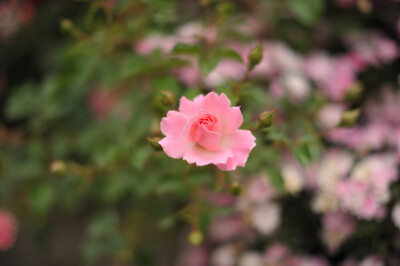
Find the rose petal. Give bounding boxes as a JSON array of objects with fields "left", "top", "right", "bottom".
[
  {"left": 197, "top": 125, "right": 222, "bottom": 151},
  {"left": 183, "top": 145, "right": 233, "bottom": 166},
  {"left": 160, "top": 110, "right": 188, "bottom": 136},
  {"left": 201, "top": 93, "right": 243, "bottom": 134},
  {"left": 179, "top": 95, "right": 205, "bottom": 116},
  {"left": 217, "top": 130, "right": 256, "bottom": 171},
  {"left": 159, "top": 136, "right": 193, "bottom": 159}
]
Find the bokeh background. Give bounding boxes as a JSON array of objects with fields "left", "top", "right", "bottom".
[{"left": 1, "top": 0, "right": 400, "bottom": 265}]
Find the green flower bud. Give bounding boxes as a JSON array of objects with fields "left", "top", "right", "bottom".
[
  {"left": 60, "top": 19, "right": 73, "bottom": 32},
  {"left": 188, "top": 230, "right": 203, "bottom": 246},
  {"left": 258, "top": 110, "right": 275, "bottom": 129},
  {"left": 159, "top": 90, "right": 176, "bottom": 108},
  {"left": 50, "top": 160, "right": 67, "bottom": 175},
  {"left": 229, "top": 182, "right": 242, "bottom": 196},
  {"left": 147, "top": 136, "right": 163, "bottom": 151},
  {"left": 337, "top": 109, "right": 360, "bottom": 127},
  {"left": 345, "top": 82, "right": 363, "bottom": 101},
  {"left": 248, "top": 43, "right": 263, "bottom": 70}
]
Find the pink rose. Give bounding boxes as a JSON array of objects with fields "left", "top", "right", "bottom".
[
  {"left": 159, "top": 92, "right": 256, "bottom": 170},
  {"left": 0, "top": 210, "right": 17, "bottom": 250}
]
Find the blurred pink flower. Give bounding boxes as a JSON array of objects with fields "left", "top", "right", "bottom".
[
  {"left": 208, "top": 216, "right": 244, "bottom": 242},
  {"left": 321, "top": 212, "right": 355, "bottom": 253},
  {"left": 204, "top": 59, "right": 246, "bottom": 87},
  {"left": 134, "top": 34, "right": 177, "bottom": 55},
  {"left": 359, "top": 256, "right": 384, "bottom": 266},
  {"left": 88, "top": 89, "right": 117, "bottom": 120},
  {"left": 0, "top": 0, "right": 35, "bottom": 40},
  {"left": 333, "top": 0, "right": 355, "bottom": 8},
  {"left": 246, "top": 176, "right": 276, "bottom": 204},
  {"left": 159, "top": 92, "right": 256, "bottom": 170},
  {"left": 173, "top": 66, "right": 202, "bottom": 86},
  {"left": 176, "top": 246, "right": 209, "bottom": 266},
  {"left": 317, "top": 103, "right": 345, "bottom": 129},
  {"left": 346, "top": 32, "right": 399, "bottom": 66},
  {"left": 303, "top": 53, "right": 358, "bottom": 101},
  {"left": 336, "top": 154, "right": 398, "bottom": 219},
  {"left": 0, "top": 210, "right": 17, "bottom": 251},
  {"left": 264, "top": 243, "right": 290, "bottom": 265}
]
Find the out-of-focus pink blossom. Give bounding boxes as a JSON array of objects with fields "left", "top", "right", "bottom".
[
  {"left": 321, "top": 212, "right": 355, "bottom": 253},
  {"left": 317, "top": 103, "right": 345, "bottom": 129},
  {"left": 333, "top": 0, "right": 355, "bottom": 8},
  {"left": 308, "top": 150, "right": 354, "bottom": 213},
  {"left": 359, "top": 256, "right": 384, "bottom": 266},
  {"left": 134, "top": 34, "right": 177, "bottom": 55},
  {"left": 336, "top": 154, "right": 397, "bottom": 219},
  {"left": 286, "top": 255, "right": 329, "bottom": 266},
  {"left": 173, "top": 66, "right": 202, "bottom": 86},
  {"left": 303, "top": 53, "right": 358, "bottom": 101},
  {"left": 264, "top": 243, "right": 290, "bottom": 265},
  {"left": 176, "top": 246, "right": 209, "bottom": 266},
  {"left": 204, "top": 59, "right": 246, "bottom": 87},
  {"left": 246, "top": 176, "right": 276, "bottom": 204},
  {"left": 250, "top": 203, "right": 281, "bottom": 235},
  {"left": 0, "top": 0, "right": 35, "bottom": 40},
  {"left": 177, "top": 21, "right": 217, "bottom": 45},
  {"left": 0, "top": 210, "right": 17, "bottom": 251},
  {"left": 208, "top": 216, "right": 244, "bottom": 242},
  {"left": 88, "top": 89, "right": 117, "bottom": 120},
  {"left": 345, "top": 32, "right": 399, "bottom": 66},
  {"left": 204, "top": 191, "right": 236, "bottom": 207}
]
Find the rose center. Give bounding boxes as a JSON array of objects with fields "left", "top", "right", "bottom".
[{"left": 187, "top": 113, "right": 222, "bottom": 151}]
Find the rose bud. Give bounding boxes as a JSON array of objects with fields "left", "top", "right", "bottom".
[
  {"left": 337, "top": 109, "right": 360, "bottom": 127},
  {"left": 247, "top": 43, "right": 263, "bottom": 71}
]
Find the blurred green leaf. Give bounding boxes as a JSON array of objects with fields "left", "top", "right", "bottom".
[
  {"left": 285, "top": 0, "right": 324, "bottom": 26},
  {"left": 215, "top": 47, "right": 243, "bottom": 63},
  {"left": 171, "top": 43, "right": 201, "bottom": 55},
  {"left": 199, "top": 55, "right": 220, "bottom": 76},
  {"left": 30, "top": 183, "right": 55, "bottom": 215}
]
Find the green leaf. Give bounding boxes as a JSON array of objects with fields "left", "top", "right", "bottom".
[
  {"left": 215, "top": 47, "right": 243, "bottom": 63},
  {"left": 285, "top": 0, "right": 324, "bottom": 26},
  {"left": 265, "top": 169, "right": 284, "bottom": 192},
  {"left": 30, "top": 183, "right": 55, "bottom": 215},
  {"left": 171, "top": 43, "right": 201, "bottom": 55},
  {"left": 130, "top": 145, "right": 151, "bottom": 170},
  {"left": 199, "top": 55, "right": 221, "bottom": 76},
  {"left": 291, "top": 144, "right": 312, "bottom": 167}
]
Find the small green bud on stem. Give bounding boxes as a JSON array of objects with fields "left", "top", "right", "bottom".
[
  {"left": 147, "top": 136, "right": 163, "bottom": 151},
  {"left": 247, "top": 43, "right": 263, "bottom": 71},
  {"left": 258, "top": 110, "right": 275, "bottom": 129},
  {"left": 50, "top": 160, "right": 67, "bottom": 175},
  {"left": 337, "top": 109, "right": 360, "bottom": 127},
  {"left": 159, "top": 90, "right": 176, "bottom": 108},
  {"left": 188, "top": 230, "right": 204, "bottom": 246},
  {"left": 229, "top": 182, "right": 242, "bottom": 196}
]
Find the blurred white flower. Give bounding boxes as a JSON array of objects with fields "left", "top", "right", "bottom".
[
  {"left": 282, "top": 163, "right": 304, "bottom": 194},
  {"left": 392, "top": 203, "right": 400, "bottom": 230},
  {"left": 251, "top": 203, "right": 281, "bottom": 235},
  {"left": 211, "top": 244, "right": 236, "bottom": 266},
  {"left": 238, "top": 252, "right": 263, "bottom": 266}
]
